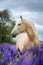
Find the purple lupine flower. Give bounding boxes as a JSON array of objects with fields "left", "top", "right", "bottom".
[{"left": 0, "top": 43, "right": 43, "bottom": 65}]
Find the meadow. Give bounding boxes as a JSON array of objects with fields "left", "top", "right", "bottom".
[{"left": 0, "top": 43, "right": 43, "bottom": 65}]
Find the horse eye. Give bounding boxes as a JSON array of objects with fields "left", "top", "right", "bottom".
[{"left": 18, "top": 23, "right": 21, "bottom": 26}]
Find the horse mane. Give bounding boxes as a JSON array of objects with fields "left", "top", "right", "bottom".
[
  {"left": 22, "top": 18, "right": 39, "bottom": 43},
  {"left": 22, "top": 18, "right": 37, "bottom": 34}
]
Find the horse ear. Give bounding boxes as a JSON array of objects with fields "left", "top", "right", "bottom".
[{"left": 20, "top": 15, "right": 22, "bottom": 19}]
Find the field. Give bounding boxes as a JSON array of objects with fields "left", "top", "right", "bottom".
[{"left": 0, "top": 43, "right": 43, "bottom": 65}]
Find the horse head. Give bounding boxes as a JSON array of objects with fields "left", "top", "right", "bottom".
[{"left": 11, "top": 16, "right": 27, "bottom": 37}]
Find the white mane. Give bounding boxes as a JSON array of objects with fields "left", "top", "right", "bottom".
[
  {"left": 26, "top": 20, "right": 38, "bottom": 35},
  {"left": 26, "top": 19, "right": 36, "bottom": 31}
]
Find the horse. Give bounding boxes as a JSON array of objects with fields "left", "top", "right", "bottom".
[{"left": 11, "top": 16, "right": 40, "bottom": 55}]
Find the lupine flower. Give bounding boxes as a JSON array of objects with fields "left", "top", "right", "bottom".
[{"left": 0, "top": 43, "right": 43, "bottom": 65}]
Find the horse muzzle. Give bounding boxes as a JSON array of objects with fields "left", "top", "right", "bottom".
[{"left": 11, "top": 32, "right": 18, "bottom": 37}]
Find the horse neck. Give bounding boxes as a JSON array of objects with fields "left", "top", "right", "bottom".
[{"left": 26, "top": 22, "right": 36, "bottom": 41}]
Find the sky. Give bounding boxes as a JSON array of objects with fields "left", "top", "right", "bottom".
[{"left": 0, "top": 0, "right": 43, "bottom": 41}]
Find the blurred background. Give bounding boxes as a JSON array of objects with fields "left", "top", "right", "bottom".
[
  {"left": 0, "top": 0, "right": 43, "bottom": 43},
  {"left": 0, "top": 9, "right": 16, "bottom": 43}
]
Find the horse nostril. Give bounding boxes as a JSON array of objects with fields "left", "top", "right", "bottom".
[
  {"left": 11, "top": 33, "right": 14, "bottom": 37},
  {"left": 11, "top": 33, "right": 17, "bottom": 37}
]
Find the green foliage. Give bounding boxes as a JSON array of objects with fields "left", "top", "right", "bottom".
[
  {"left": 0, "top": 51, "right": 3, "bottom": 55},
  {"left": 0, "top": 9, "right": 15, "bottom": 44}
]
